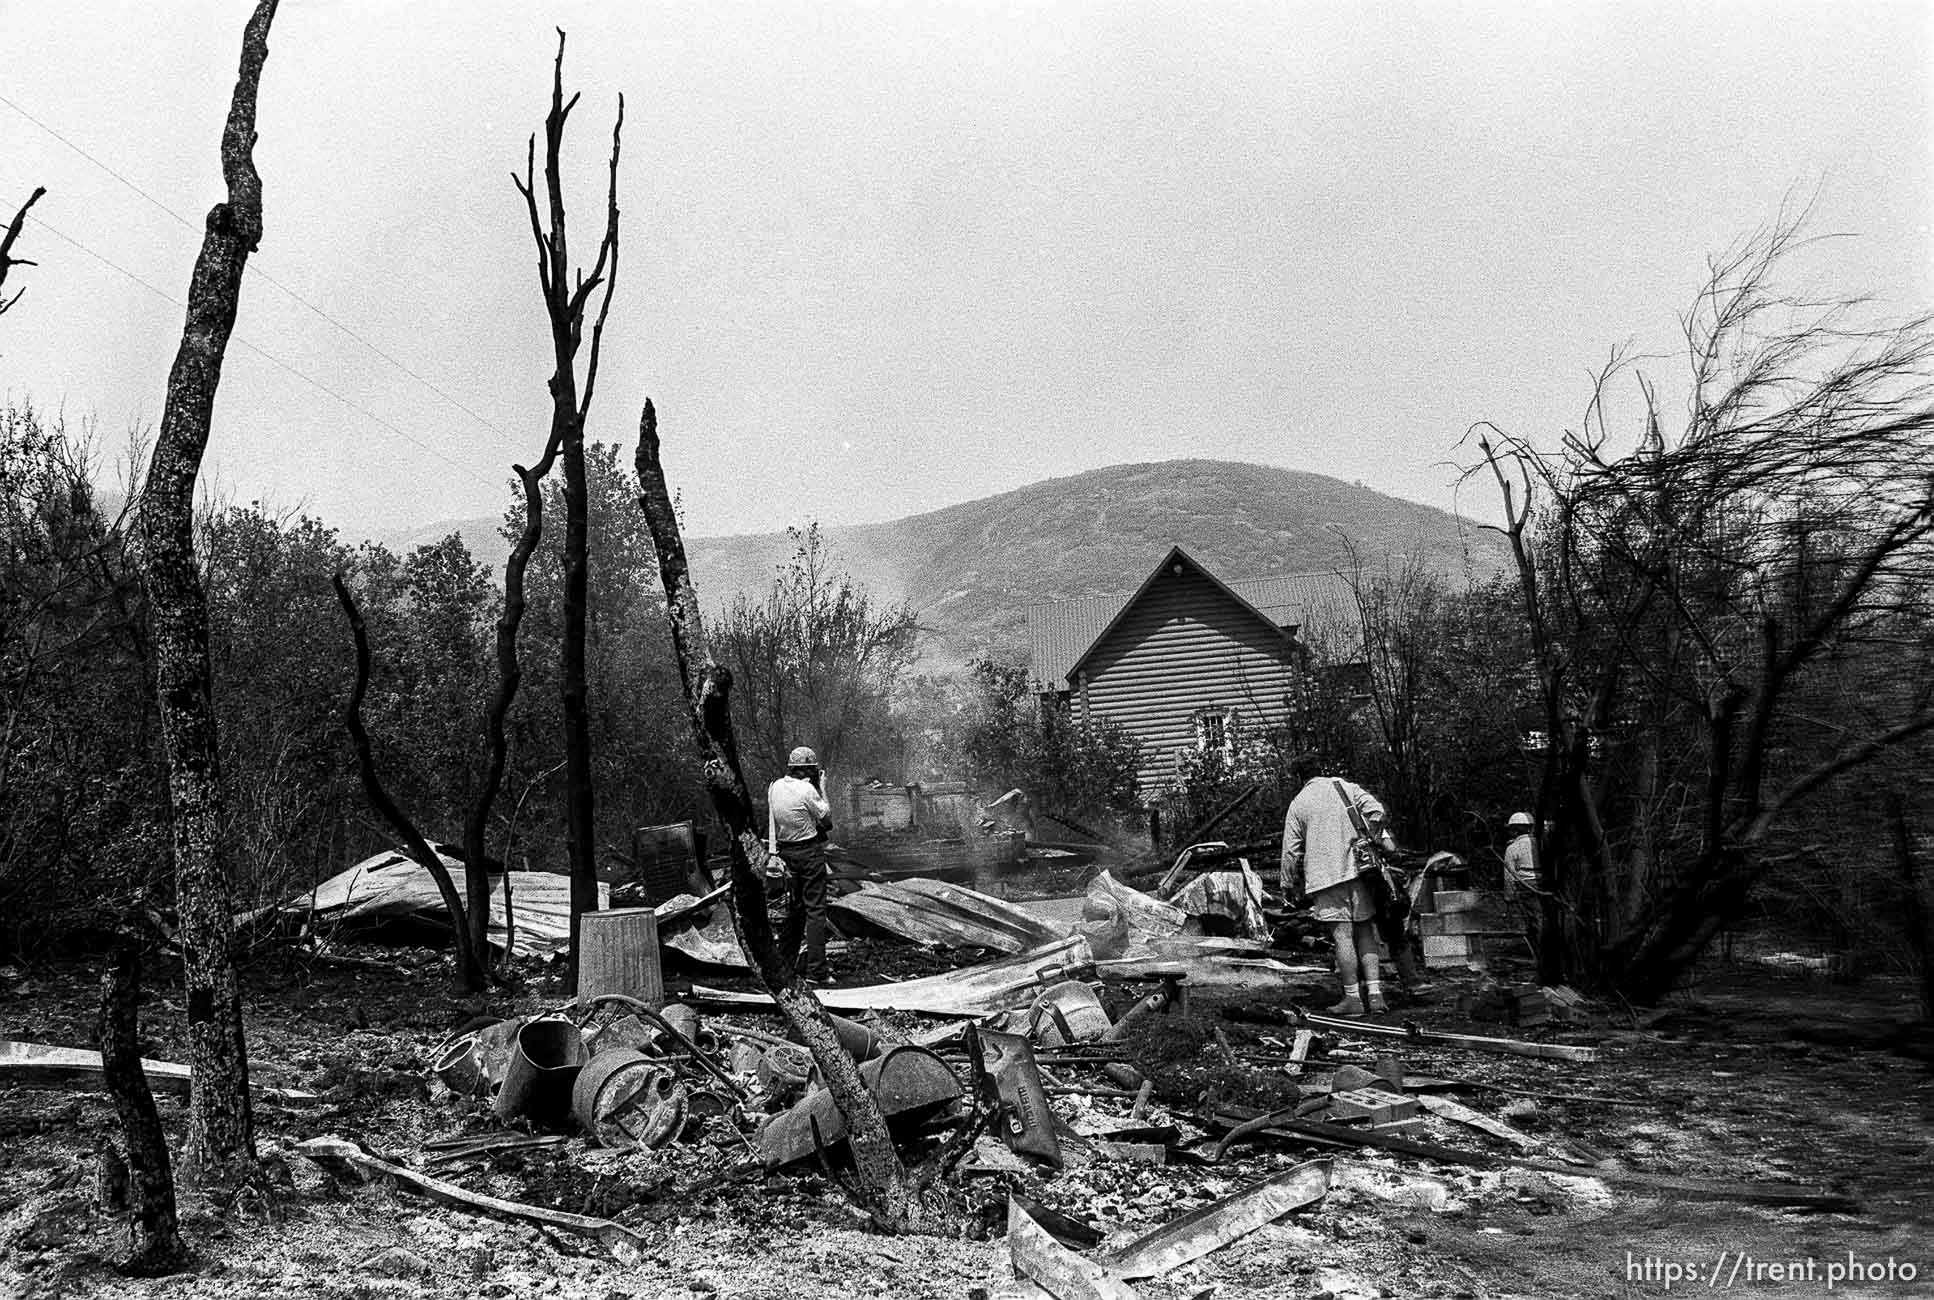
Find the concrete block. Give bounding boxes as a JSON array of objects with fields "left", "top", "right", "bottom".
[
  {"left": 1422, "top": 932, "right": 1474, "bottom": 955},
  {"left": 1331, "top": 1087, "right": 1420, "bottom": 1126}
]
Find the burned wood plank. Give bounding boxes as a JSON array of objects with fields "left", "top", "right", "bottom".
[
  {"left": 1296, "top": 1009, "right": 1600, "bottom": 1063},
  {"left": 1105, "top": 1159, "right": 1331, "bottom": 1279}
]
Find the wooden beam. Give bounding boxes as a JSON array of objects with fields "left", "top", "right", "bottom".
[{"left": 1296, "top": 1009, "right": 1600, "bottom": 1063}]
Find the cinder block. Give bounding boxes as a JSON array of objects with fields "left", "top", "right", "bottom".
[
  {"left": 1433, "top": 890, "right": 1484, "bottom": 913},
  {"left": 1330, "top": 1087, "right": 1420, "bottom": 1127},
  {"left": 1423, "top": 934, "right": 1475, "bottom": 968}
]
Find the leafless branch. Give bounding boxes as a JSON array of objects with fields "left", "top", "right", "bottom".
[{"left": 0, "top": 186, "right": 46, "bottom": 315}]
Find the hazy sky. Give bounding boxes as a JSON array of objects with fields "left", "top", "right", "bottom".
[{"left": 3, "top": 1, "right": 1929, "bottom": 539}]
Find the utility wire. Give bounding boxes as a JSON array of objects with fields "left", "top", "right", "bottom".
[
  {"left": 28, "top": 214, "right": 503, "bottom": 493},
  {"left": 0, "top": 89, "right": 533, "bottom": 461}
]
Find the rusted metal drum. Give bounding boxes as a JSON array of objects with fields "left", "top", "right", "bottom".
[
  {"left": 571, "top": 1049, "right": 687, "bottom": 1149},
  {"left": 432, "top": 1033, "right": 488, "bottom": 1096},
  {"left": 493, "top": 1017, "right": 588, "bottom": 1130}
]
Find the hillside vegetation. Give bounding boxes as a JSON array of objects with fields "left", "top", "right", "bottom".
[{"left": 378, "top": 459, "right": 1504, "bottom": 664}]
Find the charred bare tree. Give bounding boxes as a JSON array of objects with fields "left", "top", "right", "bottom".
[
  {"left": 635, "top": 401, "right": 950, "bottom": 1233},
  {"left": 99, "top": 918, "right": 187, "bottom": 1274},
  {"left": 461, "top": 434, "right": 568, "bottom": 974},
  {"left": 1467, "top": 206, "right": 1934, "bottom": 1000},
  {"left": 136, "top": 0, "right": 278, "bottom": 1180},
  {"left": 512, "top": 30, "right": 622, "bottom": 992},
  {"left": 1, "top": 186, "right": 46, "bottom": 316},
  {"left": 332, "top": 574, "right": 488, "bottom": 989}
]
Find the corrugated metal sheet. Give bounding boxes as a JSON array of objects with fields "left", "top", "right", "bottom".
[
  {"left": 1078, "top": 560, "right": 1301, "bottom": 787},
  {"left": 285, "top": 851, "right": 606, "bottom": 959},
  {"left": 1026, "top": 555, "right": 1356, "bottom": 689}
]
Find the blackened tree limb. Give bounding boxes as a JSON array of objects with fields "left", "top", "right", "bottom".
[
  {"left": 99, "top": 920, "right": 187, "bottom": 1274},
  {"left": 332, "top": 574, "right": 486, "bottom": 988},
  {"left": 462, "top": 433, "right": 567, "bottom": 976},
  {"left": 136, "top": 0, "right": 277, "bottom": 1181},
  {"left": 512, "top": 29, "right": 622, "bottom": 993},
  {"left": 0, "top": 186, "right": 46, "bottom": 315},
  {"left": 634, "top": 400, "right": 944, "bottom": 1233}
]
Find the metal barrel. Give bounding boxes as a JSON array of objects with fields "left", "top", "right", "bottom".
[
  {"left": 492, "top": 1018, "right": 589, "bottom": 1130},
  {"left": 571, "top": 1049, "right": 684, "bottom": 1149}
]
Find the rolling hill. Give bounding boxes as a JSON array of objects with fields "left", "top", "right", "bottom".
[{"left": 373, "top": 460, "right": 1506, "bottom": 667}]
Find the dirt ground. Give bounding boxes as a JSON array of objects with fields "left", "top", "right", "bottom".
[{"left": 1, "top": 938, "right": 1930, "bottom": 1300}]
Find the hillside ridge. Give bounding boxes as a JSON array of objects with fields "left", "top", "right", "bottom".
[{"left": 370, "top": 459, "right": 1504, "bottom": 665}]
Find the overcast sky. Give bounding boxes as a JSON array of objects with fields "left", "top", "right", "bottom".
[{"left": 3, "top": 1, "right": 1929, "bottom": 539}]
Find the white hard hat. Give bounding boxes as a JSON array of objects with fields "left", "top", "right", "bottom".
[
  {"left": 788, "top": 747, "right": 819, "bottom": 767},
  {"left": 1507, "top": 811, "right": 1534, "bottom": 829}
]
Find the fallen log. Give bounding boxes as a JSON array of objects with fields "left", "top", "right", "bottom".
[
  {"left": 1294, "top": 1009, "right": 1601, "bottom": 1063},
  {"left": 296, "top": 1136, "right": 647, "bottom": 1255},
  {"left": 1105, "top": 1158, "right": 1330, "bottom": 1279},
  {"left": 1204, "top": 1108, "right": 1860, "bottom": 1211}
]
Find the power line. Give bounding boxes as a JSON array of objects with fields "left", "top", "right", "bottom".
[
  {"left": 0, "top": 89, "right": 533, "bottom": 460},
  {"left": 27, "top": 214, "right": 504, "bottom": 494}
]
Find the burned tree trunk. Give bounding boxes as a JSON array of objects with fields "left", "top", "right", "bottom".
[
  {"left": 512, "top": 30, "right": 622, "bottom": 992},
  {"left": 332, "top": 574, "right": 487, "bottom": 989},
  {"left": 136, "top": 0, "right": 279, "bottom": 1181},
  {"left": 99, "top": 922, "right": 187, "bottom": 1274},
  {"left": 635, "top": 401, "right": 942, "bottom": 1233},
  {"left": 462, "top": 438, "right": 566, "bottom": 974}
]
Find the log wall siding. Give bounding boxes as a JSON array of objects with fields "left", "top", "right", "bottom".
[{"left": 1081, "top": 566, "right": 1298, "bottom": 789}]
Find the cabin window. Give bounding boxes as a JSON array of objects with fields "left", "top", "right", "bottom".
[{"left": 1194, "top": 707, "right": 1237, "bottom": 758}]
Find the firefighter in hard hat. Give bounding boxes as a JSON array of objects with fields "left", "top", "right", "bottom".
[
  {"left": 767, "top": 746, "right": 834, "bottom": 983},
  {"left": 1503, "top": 811, "right": 1541, "bottom": 952}
]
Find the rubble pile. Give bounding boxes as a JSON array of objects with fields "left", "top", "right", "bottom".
[{"left": 0, "top": 839, "right": 1880, "bottom": 1299}]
